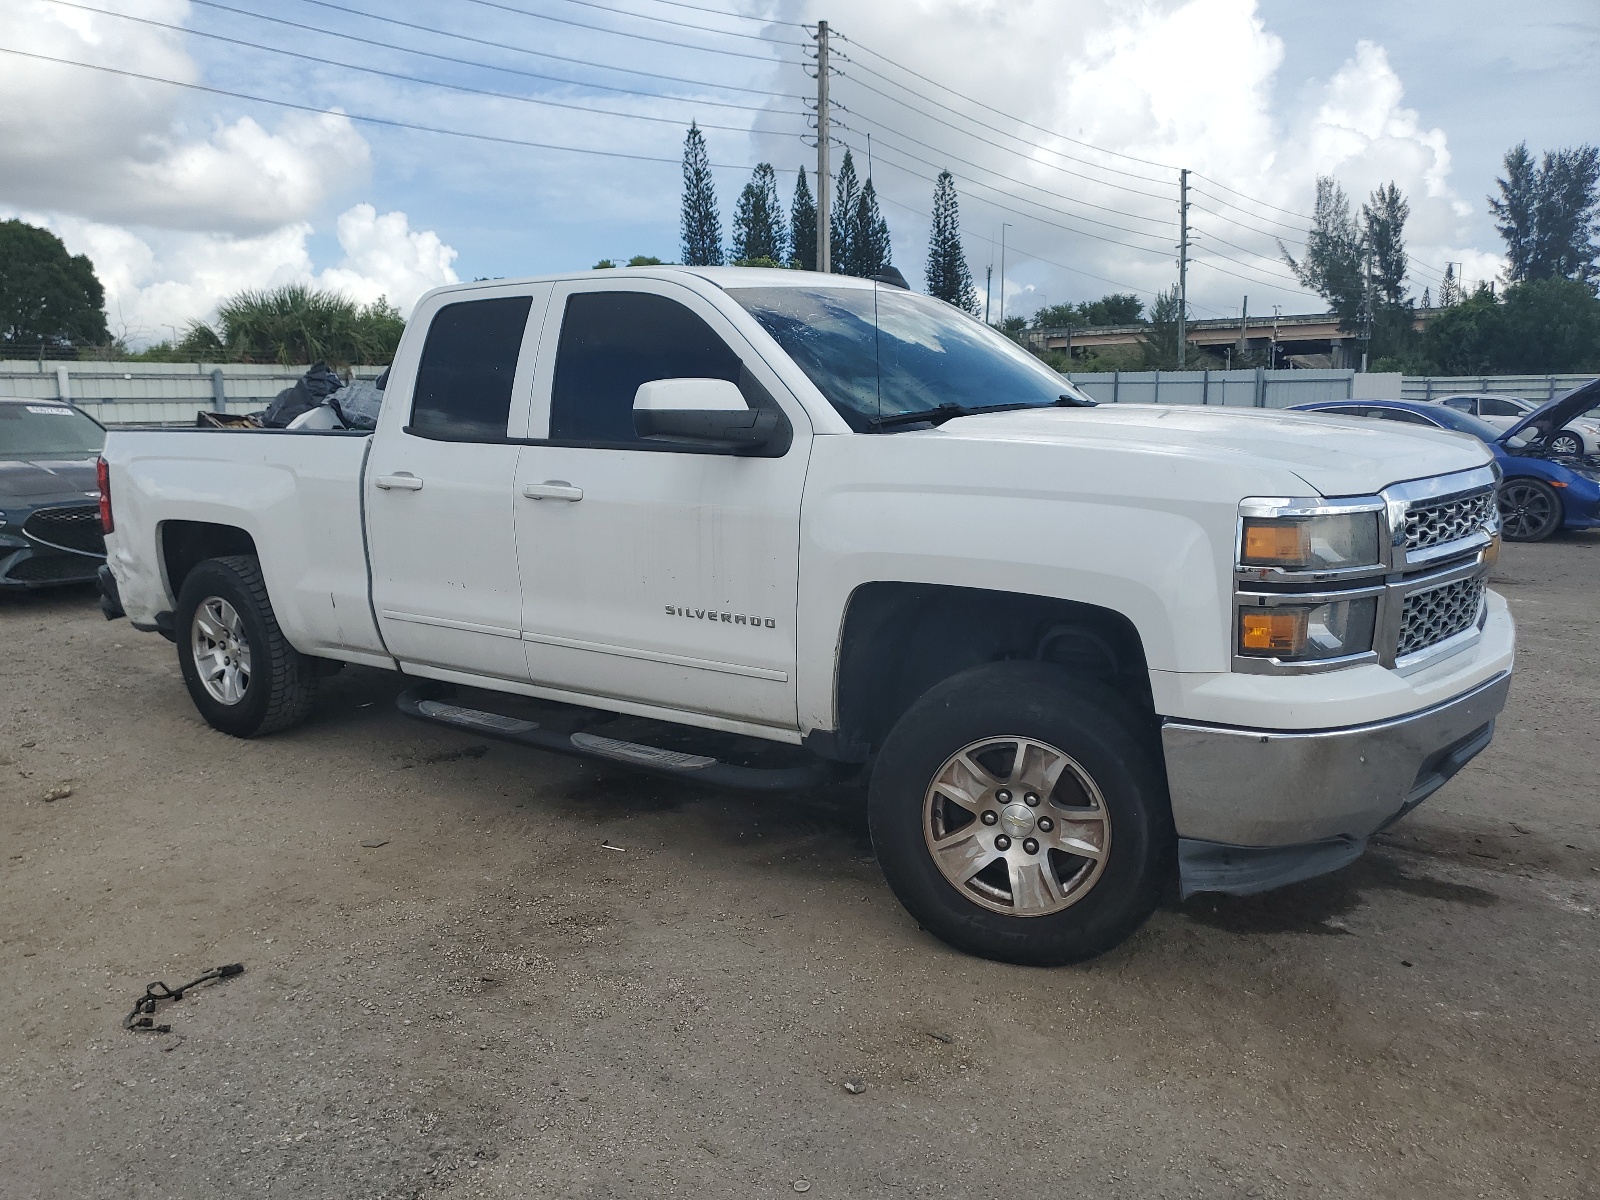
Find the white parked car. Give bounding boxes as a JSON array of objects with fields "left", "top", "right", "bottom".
[
  {"left": 1429, "top": 393, "right": 1599, "bottom": 456},
  {"left": 96, "top": 267, "right": 1513, "bottom": 966}
]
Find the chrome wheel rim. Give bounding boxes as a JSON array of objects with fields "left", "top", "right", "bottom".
[
  {"left": 1498, "top": 482, "right": 1556, "bottom": 539},
  {"left": 922, "top": 736, "right": 1111, "bottom": 917},
  {"left": 191, "top": 596, "right": 252, "bottom": 705},
  {"left": 1549, "top": 433, "right": 1582, "bottom": 456}
]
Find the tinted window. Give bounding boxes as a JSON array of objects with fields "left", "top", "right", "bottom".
[
  {"left": 549, "top": 292, "right": 742, "bottom": 444},
  {"left": 1479, "top": 397, "right": 1523, "bottom": 417},
  {"left": 730, "top": 285, "right": 1087, "bottom": 431},
  {"left": 1441, "top": 397, "right": 1474, "bottom": 412},
  {"left": 0, "top": 403, "right": 105, "bottom": 460},
  {"left": 1370, "top": 408, "right": 1436, "bottom": 425},
  {"left": 410, "top": 296, "right": 532, "bottom": 441}
]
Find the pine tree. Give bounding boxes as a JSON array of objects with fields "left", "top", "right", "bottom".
[
  {"left": 848, "top": 177, "right": 892, "bottom": 278},
  {"left": 790, "top": 167, "right": 817, "bottom": 271},
  {"left": 1361, "top": 182, "right": 1410, "bottom": 307},
  {"left": 1439, "top": 263, "right": 1462, "bottom": 307},
  {"left": 925, "top": 170, "right": 976, "bottom": 311},
  {"left": 1492, "top": 142, "right": 1600, "bottom": 286},
  {"left": 1421, "top": 286, "right": 1431, "bottom": 309},
  {"left": 679, "top": 123, "right": 723, "bottom": 267},
  {"left": 1282, "top": 177, "right": 1365, "bottom": 327},
  {"left": 1490, "top": 143, "right": 1540, "bottom": 284},
  {"left": 731, "top": 163, "right": 786, "bottom": 265},
  {"left": 830, "top": 150, "right": 860, "bottom": 274}
]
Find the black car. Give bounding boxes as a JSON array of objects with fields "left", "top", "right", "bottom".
[{"left": 0, "top": 397, "right": 108, "bottom": 588}]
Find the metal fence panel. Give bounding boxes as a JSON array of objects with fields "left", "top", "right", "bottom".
[
  {"left": 1065, "top": 368, "right": 1355, "bottom": 409},
  {"left": 1400, "top": 375, "right": 1595, "bottom": 403}
]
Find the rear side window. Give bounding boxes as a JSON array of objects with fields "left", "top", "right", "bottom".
[
  {"left": 1441, "top": 397, "right": 1474, "bottom": 412},
  {"left": 1371, "top": 408, "right": 1434, "bottom": 425},
  {"left": 549, "top": 291, "right": 742, "bottom": 445},
  {"left": 1478, "top": 397, "right": 1522, "bottom": 417},
  {"left": 410, "top": 296, "right": 532, "bottom": 441}
]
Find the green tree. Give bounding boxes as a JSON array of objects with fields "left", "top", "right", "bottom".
[
  {"left": 1136, "top": 287, "right": 1190, "bottom": 368},
  {"left": 1362, "top": 182, "right": 1410, "bottom": 307},
  {"left": 1420, "top": 285, "right": 1504, "bottom": 374},
  {"left": 592, "top": 259, "right": 617, "bottom": 269},
  {"left": 1032, "top": 293, "right": 1145, "bottom": 328},
  {"left": 1419, "top": 279, "right": 1600, "bottom": 374},
  {"left": 1438, "top": 263, "right": 1462, "bottom": 307},
  {"left": 846, "top": 177, "right": 892, "bottom": 278},
  {"left": 925, "top": 170, "right": 976, "bottom": 312},
  {"left": 1490, "top": 142, "right": 1600, "bottom": 287},
  {"left": 679, "top": 122, "right": 723, "bottom": 267},
  {"left": 790, "top": 167, "right": 817, "bottom": 271},
  {"left": 0, "top": 219, "right": 109, "bottom": 348},
  {"left": 830, "top": 150, "right": 861, "bottom": 274},
  {"left": 186, "top": 284, "right": 403, "bottom": 366},
  {"left": 627, "top": 255, "right": 664, "bottom": 266},
  {"left": 731, "top": 163, "right": 786, "bottom": 265},
  {"left": 1282, "top": 177, "right": 1365, "bottom": 326}
]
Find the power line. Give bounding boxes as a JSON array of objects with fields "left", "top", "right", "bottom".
[
  {"left": 596, "top": 0, "right": 810, "bottom": 27},
  {"left": 0, "top": 45, "right": 806, "bottom": 173},
  {"left": 373, "top": 0, "right": 808, "bottom": 59},
  {"left": 187, "top": 0, "right": 804, "bottom": 103},
  {"left": 525, "top": 0, "right": 810, "bottom": 41},
  {"left": 1189, "top": 171, "right": 1315, "bottom": 221},
  {"left": 44, "top": 0, "right": 810, "bottom": 135}
]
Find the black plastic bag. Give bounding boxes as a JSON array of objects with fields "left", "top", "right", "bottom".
[
  {"left": 329, "top": 379, "right": 385, "bottom": 430},
  {"left": 262, "top": 362, "right": 344, "bottom": 428}
]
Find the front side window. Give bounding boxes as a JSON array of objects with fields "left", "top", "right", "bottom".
[
  {"left": 410, "top": 296, "right": 533, "bottom": 441},
  {"left": 0, "top": 403, "right": 105, "bottom": 460},
  {"left": 729, "top": 285, "right": 1088, "bottom": 431},
  {"left": 1441, "top": 397, "right": 1474, "bottom": 412},
  {"left": 549, "top": 291, "right": 743, "bottom": 445},
  {"left": 1478, "top": 397, "right": 1524, "bottom": 418}
]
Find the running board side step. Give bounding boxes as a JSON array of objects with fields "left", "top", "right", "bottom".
[{"left": 396, "top": 689, "right": 844, "bottom": 791}]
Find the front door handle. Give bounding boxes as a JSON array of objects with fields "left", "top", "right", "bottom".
[
  {"left": 522, "top": 481, "right": 583, "bottom": 502},
  {"left": 375, "top": 473, "right": 424, "bottom": 491}
]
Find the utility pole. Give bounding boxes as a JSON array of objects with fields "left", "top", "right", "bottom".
[
  {"left": 1177, "top": 168, "right": 1189, "bottom": 368},
  {"left": 998, "top": 223, "right": 1010, "bottom": 326},
  {"left": 983, "top": 264, "right": 992, "bottom": 323},
  {"left": 1360, "top": 243, "right": 1374, "bottom": 372},
  {"left": 1236, "top": 295, "right": 1249, "bottom": 359},
  {"left": 815, "top": 21, "right": 831, "bottom": 274}
]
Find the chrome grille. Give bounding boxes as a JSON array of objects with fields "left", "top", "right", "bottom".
[
  {"left": 1404, "top": 489, "right": 1495, "bottom": 552},
  {"left": 1398, "top": 577, "right": 1485, "bottom": 658},
  {"left": 22, "top": 504, "right": 105, "bottom": 556}
]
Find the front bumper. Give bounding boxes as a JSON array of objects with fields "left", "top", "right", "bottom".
[
  {"left": 1163, "top": 669, "right": 1511, "bottom": 896},
  {"left": 0, "top": 543, "right": 104, "bottom": 588}
]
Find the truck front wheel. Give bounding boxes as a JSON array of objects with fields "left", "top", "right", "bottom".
[
  {"left": 869, "top": 662, "right": 1172, "bottom": 966},
  {"left": 175, "top": 555, "right": 318, "bottom": 737}
]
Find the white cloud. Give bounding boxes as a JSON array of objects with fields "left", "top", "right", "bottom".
[
  {"left": 0, "top": 0, "right": 369, "bottom": 234},
  {"left": 780, "top": 0, "right": 1504, "bottom": 314},
  {"left": 19, "top": 206, "right": 459, "bottom": 345}
]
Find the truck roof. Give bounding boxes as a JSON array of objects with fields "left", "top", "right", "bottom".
[{"left": 421, "top": 265, "right": 878, "bottom": 302}]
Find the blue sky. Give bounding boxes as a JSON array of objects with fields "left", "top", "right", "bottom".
[{"left": 2, "top": 0, "right": 1595, "bottom": 343}]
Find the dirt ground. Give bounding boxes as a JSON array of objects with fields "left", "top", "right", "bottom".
[{"left": 2, "top": 538, "right": 1597, "bottom": 1199}]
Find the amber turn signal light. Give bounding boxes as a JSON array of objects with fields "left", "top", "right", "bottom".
[
  {"left": 1239, "top": 609, "right": 1308, "bottom": 654},
  {"left": 1241, "top": 520, "right": 1311, "bottom": 567}
]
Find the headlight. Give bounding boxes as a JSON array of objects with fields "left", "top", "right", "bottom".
[
  {"left": 1238, "top": 596, "right": 1377, "bottom": 661},
  {"left": 1240, "top": 512, "right": 1380, "bottom": 571}
]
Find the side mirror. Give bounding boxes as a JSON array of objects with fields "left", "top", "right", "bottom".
[{"left": 633, "top": 378, "right": 778, "bottom": 451}]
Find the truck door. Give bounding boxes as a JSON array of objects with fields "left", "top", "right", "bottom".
[
  {"left": 512, "top": 281, "right": 811, "bottom": 730},
  {"left": 365, "top": 287, "right": 548, "bottom": 681}
]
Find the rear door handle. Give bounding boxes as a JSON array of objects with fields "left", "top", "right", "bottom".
[
  {"left": 374, "top": 473, "right": 424, "bottom": 491},
  {"left": 522, "top": 481, "right": 583, "bottom": 502}
]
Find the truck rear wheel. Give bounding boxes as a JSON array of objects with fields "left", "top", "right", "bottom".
[
  {"left": 868, "top": 662, "right": 1172, "bottom": 966},
  {"left": 175, "top": 555, "right": 318, "bottom": 737}
]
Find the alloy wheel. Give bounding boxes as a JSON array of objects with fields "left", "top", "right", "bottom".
[
  {"left": 922, "top": 736, "right": 1111, "bottom": 916},
  {"left": 1498, "top": 482, "right": 1558, "bottom": 540},
  {"left": 191, "top": 595, "right": 252, "bottom": 705}
]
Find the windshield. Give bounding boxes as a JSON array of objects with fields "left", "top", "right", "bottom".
[
  {"left": 728, "top": 285, "right": 1090, "bottom": 430},
  {"left": 0, "top": 403, "right": 106, "bottom": 460}
]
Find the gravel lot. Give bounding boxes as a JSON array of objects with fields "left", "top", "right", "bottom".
[{"left": 3, "top": 537, "right": 1597, "bottom": 1199}]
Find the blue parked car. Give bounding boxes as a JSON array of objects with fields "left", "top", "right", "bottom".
[{"left": 1292, "top": 382, "right": 1600, "bottom": 542}]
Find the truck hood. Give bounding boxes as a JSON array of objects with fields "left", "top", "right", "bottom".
[
  {"left": 932, "top": 404, "right": 1492, "bottom": 497},
  {"left": 1499, "top": 377, "right": 1600, "bottom": 443}
]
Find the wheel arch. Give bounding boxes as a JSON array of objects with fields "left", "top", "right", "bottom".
[
  {"left": 824, "top": 582, "right": 1155, "bottom": 760},
  {"left": 161, "top": 520, "right": 258, "bottom": 604}
]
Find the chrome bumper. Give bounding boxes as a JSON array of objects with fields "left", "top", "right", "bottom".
[{"left": 1162, "top": 670, "right": 1511, "bottom": 852}]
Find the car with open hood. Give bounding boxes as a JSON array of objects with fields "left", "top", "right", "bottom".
[
  {"left": 1294, "top": 381, "right": 1600, "bottom": 541},
  {"left": 1429, "top": 391, "right": 1600, "bottom": 456},
  {"left": 0, "top": 397, "right": 108, "bottom": 589}
]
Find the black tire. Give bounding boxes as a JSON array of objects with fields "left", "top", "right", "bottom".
[
  {"left": 175, "top": 555, "right": 318, "bottom": 737},
  {"left": 1547, "top": 430, "right": 1585, "bottom": 457},
  {"left": 868, "top": 662, "right": 1173, "bottom": 966},
  {"left": 1498, "top": 478, "right": 1563, "bottom": 542}
]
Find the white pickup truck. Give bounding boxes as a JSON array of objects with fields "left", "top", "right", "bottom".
[{"left": 98, "top": 267, "right": 1514, "bottom": 965}]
